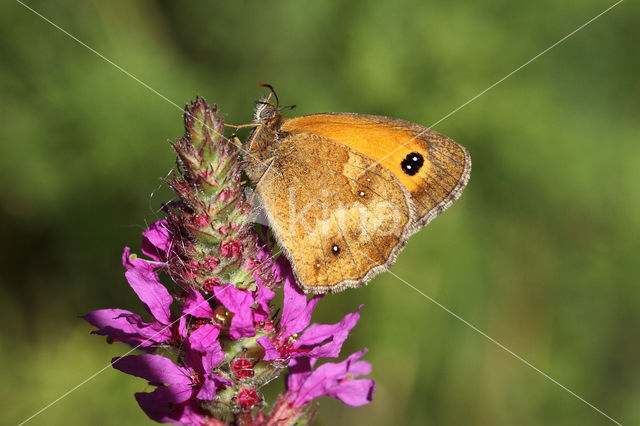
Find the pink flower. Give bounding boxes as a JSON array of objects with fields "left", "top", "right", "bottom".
[
  {"left": 83, "top": 222, "right": 174, "bottom": 348},
  {"left": 112, "top": 324, "right": 230, "bottom": 424},
  {"left": 257, "top": 260, "right": 362, "bottom": 362},
  {"left": 179, "top": 280, "right": 269, "bottom": 341},
  {"left": 139, "top": 220, "right": 172, "bottom": 262},
  {"left": 286, "top": 349, "right": 375, "bottom": 407},
  {"left": 214, "top": 284, "right": 255, "bottom": 339}
]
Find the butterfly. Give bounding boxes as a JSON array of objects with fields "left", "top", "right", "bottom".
[{"left": 235, "top": 85, "right": 471, "bottom": 294}]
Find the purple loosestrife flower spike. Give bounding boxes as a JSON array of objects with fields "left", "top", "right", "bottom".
[{"left": 84, "top": 98, "right": 375, "bottom": 425}]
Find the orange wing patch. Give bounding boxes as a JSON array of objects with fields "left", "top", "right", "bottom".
[{"left": 281, "top": 113, "right": 471, "bottom": 229}]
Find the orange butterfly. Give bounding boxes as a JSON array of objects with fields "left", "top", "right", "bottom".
[{"left": 232, "top": 85, "right": 470, "bottom": 294}]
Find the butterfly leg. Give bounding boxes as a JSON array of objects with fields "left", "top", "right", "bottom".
[
  {"left": 230, "top": 133, "right": 244, "bottom": 146},
  {"left": 224, "top": 123, "right": 260, "bottom": 130}
]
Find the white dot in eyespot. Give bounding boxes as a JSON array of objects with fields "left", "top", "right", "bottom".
[
  {"left": 413, "top": 156, "right": 418, "bottom": 161},
  {"left": 316, "top": 263, "right": 320, "bottom": 268},
  {"left": 358, "top": 191, "right": 365, "bottom": 197},
  {"left": 366, "top": 178, "right": 371, "bottom": 182},
  {"left": 406, "top": 164, "right": 412, "bottom": 169}
]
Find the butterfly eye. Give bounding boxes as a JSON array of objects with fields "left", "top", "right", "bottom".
[
  {"left": 401, "top": 152, "right": 424, "bottom": 176},
  {"left": 331, "top": 245, "right": 340, "bottom": 255}
]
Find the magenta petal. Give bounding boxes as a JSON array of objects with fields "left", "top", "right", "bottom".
[
  {"left": 272, "top": 252, "right": 291, "bottom": 282},
  {"left": 196, "top": 376, "right": 219, "bottom": 400},
  {"left": 327, "top": 378, "right": 376, "bottom": 406},
  {"left": 178, "top": 315, "right": 188, "bottom": 339},
  {"left": 188, "top": 324, "right": 220, "bottom": 351},
  {"left": 122, "top": 246, "right": 134, "bottom": 269},
  {"left": 253, "top": 282, "right": 276, "bottom": 323},
  {"left": 194, "top": 374, "right": 233, "bottom": 400},
  {"left": 289, "top": 349, "right": 374, "bottom": 407},
  {"left": 183, "top": 288, "right": 214, "bottom": 318},
  {"left": 257, "top": 336, "right": 281, "bottom": 361},
  {"left": 281, "top": 274, "right": 322, "bottom": 338},
  {"left": 179, "top": 404, "right": 209, "bottom": 426},
  {"left": 343, "top": 357, "right": 372, "bottom": 377},
  {"left": 183, "top": 349, "right": 204, "bottom": 377},
  {"left": 185, "top": 324, "right": 224, "bottom": 371},
  {"left": 135, "top": 384, "right": 194, "bottom": 424},
  {"left": 141, "top": 220, "right": 171, "bottom": 261},
  {"left": 125, "top": 267, "right": 173, "bottom": 325},
  {"left": 202, "top": 345, "right": 224, "bottom": 373},
  {"left": 252, "top": 244, "right": 277, "bottom": 287},
  {"left": 112, "top": 354, "right": 190, "bottom": 386},
  {"left": 83, "top": 309, "right": 171, "bottom": 347},
  {"left": 214, "top": 375, "right": 234, "bottom": 389},
  {"left": 286, "top": 356, "right": 313, "bottom": 393},
  {"left": 214, "top": 284, "right": 255, "bottom": 339},
  {"left": 297, "top": 305, "right": 363, "bottom": 359},
  {"left": 83, "top": 308, "right": 132, "bottom": 329},
  {"left": 122, "top": 246, "right": 161, "bottom": 272},
  {"left": 255, "top": 243, "right": 272, "bottom": 262}
]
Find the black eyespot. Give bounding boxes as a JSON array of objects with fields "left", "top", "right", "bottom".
[
  {"left": 331, "top": 245, "right": 340, "bottom": 255},
  {"left": 401, "top": 152, "right": 424, "bottom": 176}
]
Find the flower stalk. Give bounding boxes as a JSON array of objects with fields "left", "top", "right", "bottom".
[{"left": 84, "top": 98, "right": 375, "bottom": 425}]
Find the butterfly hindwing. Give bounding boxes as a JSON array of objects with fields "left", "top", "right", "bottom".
[{"left": 255, "top": 133, "right": 413, "bottom": 293}]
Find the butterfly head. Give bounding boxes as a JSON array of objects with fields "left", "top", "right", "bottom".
[
  {"left": 253, "top": 84, "right": 296, "bottom": 125},
  {"left": 253, "top": 95, "right": 280, "bottom": 124}
]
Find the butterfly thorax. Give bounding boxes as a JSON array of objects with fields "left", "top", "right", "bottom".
[{"left": 244, "top": 100, "right": 287, "bottom": 184}]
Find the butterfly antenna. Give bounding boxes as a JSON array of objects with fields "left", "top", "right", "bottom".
[
  {"left": 258, "top": 83, "right": 280, "bottom": 107},
  {"left": 280, "top": 104, "right": 296, "bottom": 111}
]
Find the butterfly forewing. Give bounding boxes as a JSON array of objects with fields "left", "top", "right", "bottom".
[{"left": 281, "top": 113, "right": 471, "bottom": 231}]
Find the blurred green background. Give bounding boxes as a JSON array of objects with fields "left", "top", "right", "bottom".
[{"left": 1, "top": 1, "right": 638, "bottom": 425}]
